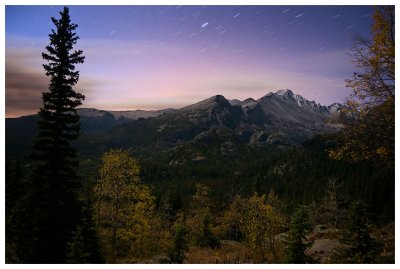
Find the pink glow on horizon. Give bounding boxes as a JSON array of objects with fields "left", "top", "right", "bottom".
[{"left": 6, "top": 36, "right": 351, "bottom": 117}]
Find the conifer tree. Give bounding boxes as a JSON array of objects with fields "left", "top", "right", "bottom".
[
  {"left": 285, "top": 206, "right": 311, "bottom": 263},
  {"left": 187, "top": 183, "right": 219, "bottom": 248},
  {"left": 340, "top": 200, "right": 381, "bottom": 263},
  {"left": 13, "top": 6, "right": 85, "bottom": 263},
  {"left": 197, "top": 213, "right": 220, "bottom": 249},
  {"left": 66, "top": 202, "right": 104, "bottom": 263},
  {"left": 168, "top": 212, "right": 188, "bottom": 263}
]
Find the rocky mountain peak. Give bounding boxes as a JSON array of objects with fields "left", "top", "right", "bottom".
[
  {"left": 214, "top": 94, "right": 229, "bottom": 104},
  {"left": 181, "top": 94, "right": 231, "bottom": 111},
  {"left": 276, "top": 89, "right": 295, "bottom": 98},
  {"left": 241, "top": 98, "right": 257, "bottom": 109}
]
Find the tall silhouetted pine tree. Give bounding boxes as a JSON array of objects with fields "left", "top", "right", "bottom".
[{"left": 13, "top": 7, "right": 85, "bottom": 263}]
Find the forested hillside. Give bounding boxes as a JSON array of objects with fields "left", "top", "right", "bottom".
[
  {"left": 6, "top": 134, "right": 395, "bottom": 263},
  {"left": 5, "top": 5, "right": 394, "bottom": 264}
]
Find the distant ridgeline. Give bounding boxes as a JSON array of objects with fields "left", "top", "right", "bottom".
[{"left": 6, "top": 89, "right": 345, "bottom": 159}]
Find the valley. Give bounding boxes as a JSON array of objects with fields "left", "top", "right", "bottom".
[{"left": 6, "top": 90, "right": 394, "bottom": 263}]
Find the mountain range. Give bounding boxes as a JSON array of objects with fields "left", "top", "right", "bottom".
[{"left": 6, "top": 89, "right": 343, "bottom": 159}]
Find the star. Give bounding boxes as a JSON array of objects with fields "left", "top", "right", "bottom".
[
  {"left": 201, "top": 22, "right": 209, "bottom": 28},
  {"left": 5, "top": 5, "right": 378, "bottom": 118}
]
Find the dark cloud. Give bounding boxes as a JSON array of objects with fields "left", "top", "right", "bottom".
[
  {"left": 5, "top": 47, "right": 97, "bottom": 118},
  {"left": 5, "top": 54, "right": 47, "bottom": 117}
]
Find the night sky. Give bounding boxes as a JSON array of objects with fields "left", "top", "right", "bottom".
[{"left": 5, "top": 5, "right": 375, "bottom": 117}]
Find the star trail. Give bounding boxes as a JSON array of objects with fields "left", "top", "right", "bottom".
[{"left": 6, "top": 5, "right": 375, "bottom": 117}]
